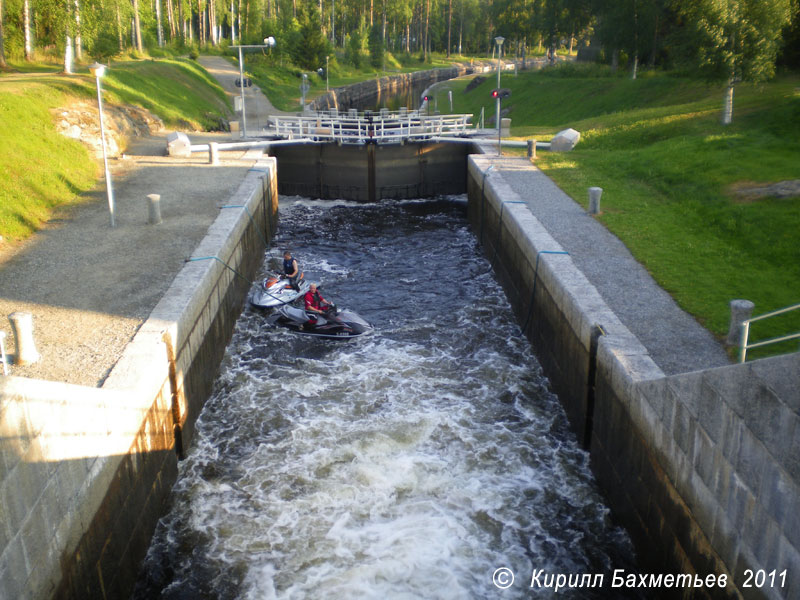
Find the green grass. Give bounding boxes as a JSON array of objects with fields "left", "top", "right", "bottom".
[
  {"left": 0, "top": 82, "right": 97, "bottom": 241},
  {"left": 0, "top": 58, "right": 230, "bottom": 241},
  {"left": 441, "top": 67, "right": 800, "bottom": 358},
  {"left": 99, "top": 58, "right": 230, "bottom": 129}
]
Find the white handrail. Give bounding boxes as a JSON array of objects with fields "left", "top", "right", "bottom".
[
  {"left": 266, "top": 112, "right": 473, "bottom": 145},
  {"left": 739, "top": 302, "right": 800, "bottom": 362}
]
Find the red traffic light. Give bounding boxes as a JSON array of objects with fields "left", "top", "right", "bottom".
[{"left": 491, "top": 88, "right": 511, "bottom": 99}]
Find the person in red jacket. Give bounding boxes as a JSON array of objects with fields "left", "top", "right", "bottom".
[{"left": 304, "top": 283, "right": 332, "bottom": 323}]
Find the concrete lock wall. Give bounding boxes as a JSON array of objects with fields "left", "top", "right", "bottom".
[
  {"left": 270, "top": 142, "right": 471, "bottom": 202},
  {"left": 465, "top": 155, "right": 800, "bottom": 599},
  {"left": 0, "top": 157, "right": 278, "bottom": 600}
]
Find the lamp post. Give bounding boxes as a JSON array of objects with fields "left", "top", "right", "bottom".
[
  {"left": 233, "top": 37, "right": 275, "bottom": 138},
  {"left": 494, "top": 36, "right": 505, "bottom": 151},
  {"left": 326, "top": 55, "right": 330, "bottom": 91},
  {"left": 301, "top": 73, "right": 309, "bottom": 111},
  {"left": 89, "top": 62, "right": 115, "bottom": 227}
]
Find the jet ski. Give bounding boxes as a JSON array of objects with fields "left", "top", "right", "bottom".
[
  {"left": 267, "top": 304, "right": 374, "bottom": 339},
  {"left": 250, "top": 272, "right": 310, "bottom": 308}
]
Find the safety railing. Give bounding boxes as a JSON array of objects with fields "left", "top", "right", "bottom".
[
  {"left": 739, "top": 302, "right": 800, "bottom": 363},
  {"left": 267, "top": 112, "right": 473, "bottom": 145},
  {"left": 0, "top": 331, "right": 8, "bottom": 376}
]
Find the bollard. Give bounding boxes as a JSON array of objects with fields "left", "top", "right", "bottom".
[
  {"left": 147, "top": 194, "right": 162, "bottom": 225},
  {"left": 527, "top": 140, "right": 534, "bottom": 159},
  {"left": 209, "top": 142, "right": 220, "bottom": 166},
  {"left": 8, "top": 312, "right": 40, "bottom": 365},
  {"left": 588, "top": 187, "right": 602, "bottom": 214},
  {"left": 727, "top": 299, "right": 755, "bottom": 347}
]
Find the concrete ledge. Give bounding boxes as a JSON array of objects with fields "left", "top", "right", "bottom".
[{"left": 0, "top": 156, "right": 278, "bottom": 600}]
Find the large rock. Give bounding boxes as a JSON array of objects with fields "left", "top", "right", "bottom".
[
  {"left": 166, "top": 131, "right": 192, "bottom": 157},
  {"left": 550, "top": 128, "right": 581, "bottom": 152}
]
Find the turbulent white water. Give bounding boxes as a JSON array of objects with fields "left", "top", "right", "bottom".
[{"left": 133, "top": 197, "right": 638, "bottom": 599}]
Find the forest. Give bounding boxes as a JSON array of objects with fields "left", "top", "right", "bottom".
[{"left": 1, "top": 0, "right": 798, "bottom": 85}]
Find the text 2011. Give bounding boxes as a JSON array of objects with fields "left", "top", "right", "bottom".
[{"left": 743, "top": 569, "right": 787, "bottom": 589}]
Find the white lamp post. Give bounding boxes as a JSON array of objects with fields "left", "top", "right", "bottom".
[
  {"left": 233, "top": 37, "right": 276, "bottom": 138},
  {"left": 494, "top": 36, "right": 505, "bottom": 152},
  {"left": 89, "top": 62, "right": 115, "bottom": 227}
]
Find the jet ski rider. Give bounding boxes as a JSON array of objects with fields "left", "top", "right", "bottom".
[
  {"left": 304, "top": 283, "right": 332, "bottom": 323},
  {"left": 282, "top": 251, "right": 300, "bottom": 291}
]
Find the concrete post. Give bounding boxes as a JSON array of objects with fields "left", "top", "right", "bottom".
[
  {"left": 588, "top": 187, "right": 602, "bottom": 214},
  {"left": 9, "top": 312, "right": 40, "bottom": 365},
  {"left": 147, "top": 194, "right": 162, "bottom": 225},
  {"left": 527, "top": 140, "right": 534, "bottom": 159},
  {"left": 727, "top": 299, "right": 755, "bottom": 346},
  {"left": 209, "top": 142, "right": 220, "bottom": 166}
]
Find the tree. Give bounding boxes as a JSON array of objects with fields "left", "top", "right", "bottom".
[
  {"left": 368, "top": 21, "right": 383, "bottom": 66},
  {"left": 291, "top": 4, "right": 330, "bottom": 70},
  {"left": 346, "top": 27, "right": 363, "bottom": 66},
  {"left": 0, "top": 0, "right": 6, "bottom": 69},
  {"left": 672, "top": 0, "right": 793, "bottom": 124}
]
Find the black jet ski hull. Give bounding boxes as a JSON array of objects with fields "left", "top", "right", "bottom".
[{"left": 268, "top": 306, "right": 373, "bottom": 339}]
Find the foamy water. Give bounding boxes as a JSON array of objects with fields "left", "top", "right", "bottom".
[{"left": 133, "top": 197, "right": 637, "bottom": 599}]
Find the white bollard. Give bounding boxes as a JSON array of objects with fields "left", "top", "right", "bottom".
[
  {"left": 209, "top": 142, "right": 220, "bottom": 166},
  {"left": 147, "top": 194, "right": 162, "bottom": 225},
  {"left": 588, "top": 187, "right": 602, "bottom": 214},
  {"left": 727, "top": 299, "right": 755, "bottom": 346},
  {"left": 8, "top": 312, "right": 40, "bottom": 365}
]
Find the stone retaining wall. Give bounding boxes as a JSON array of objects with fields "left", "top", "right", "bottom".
[
  {"left": 466, "top": 154, "right": 799, "bottom": 599},
  {"left": 0, "top": 157, "right": 278, "bottom": 600}
]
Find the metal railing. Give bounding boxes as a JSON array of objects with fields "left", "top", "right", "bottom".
[
  {"left": 0, "top": 331, "right": 8, "bottom": 376},
  {"left": 267, "top": 111, "right": 473, "bottom": 145},
  {"left": 739, "top": 302, "right": 800, "bottom": 362}
]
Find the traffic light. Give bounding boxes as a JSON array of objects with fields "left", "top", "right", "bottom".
[{"left": 491, "top": 88, "right": 511, "bottom": 99}]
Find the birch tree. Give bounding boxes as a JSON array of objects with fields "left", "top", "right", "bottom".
[
  {"left": 0, "top": 0, "right": 7, "bottom": 68},
  {"left": 672, "top": 0, "right": 793, "bottom": 124}
]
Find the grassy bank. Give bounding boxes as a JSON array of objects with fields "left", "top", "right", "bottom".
[
  {"left": 441, "top": 67, "right": 800, "bottom": 357},
  {"left": 0, "top": 58, "right": 229, "bottom": 242}
]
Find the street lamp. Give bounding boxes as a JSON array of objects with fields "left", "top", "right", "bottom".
[
  {"left": 300, "top": 73, "right": 309, "bottom": 110},
  {"left": 232, "top": 37, "right": 276, "bottom": 138},
  {"left": 89, "top": 62, "right": 115, "bottom": 227},
  {"left": 326, "top": 55, "right": 330, "bottom": 92},
  {"left": 494, "top": 36, "right": 505, "bottom": 154}
]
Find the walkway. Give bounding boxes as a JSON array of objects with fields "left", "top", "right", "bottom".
[
  {"left": 0, "top": 134, "right": 260, "bottom": 387},
  {"left": 474, "top": 153, "right": 731, "bottom": 375},
  {"left": 197, "top": 55, "right": 296, "bottom": 136}
]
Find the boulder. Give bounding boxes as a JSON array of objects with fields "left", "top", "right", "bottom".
[
  {"left": 550, "top": 128, "right": 581, "bottom": 152},
  {"left": 166, "top": 131, "right": 192, "bottom": 157}
]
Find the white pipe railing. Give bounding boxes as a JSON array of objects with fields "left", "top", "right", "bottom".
[
  {"left": 739, "top": 302, "right": 800, "bottom": 362},
  {"left": 267, "top": 113, "right": 473, "bottom": 144}
]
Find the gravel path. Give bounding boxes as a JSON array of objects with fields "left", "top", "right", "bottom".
[
  {"left": 0, "top": 135, "right": 258, "bottom": 386},
  {"left": 481, "top": 155, "right": 731, "bottom": 375}
]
